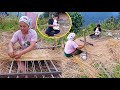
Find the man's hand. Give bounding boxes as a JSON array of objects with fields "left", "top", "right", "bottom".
[
  {"left": 8, "top": 49, "right": 15, "bottom": 58},
  {"left": 14, "top": 51, "right": 23, "bottom": 59}
]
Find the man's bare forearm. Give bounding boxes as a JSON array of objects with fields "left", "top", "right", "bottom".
[
  {"left": 8, "top": 42, "right": 14, "bottom": 51},
  {"left": 20, "top": 42, "right": 36, "bottom": 55}
]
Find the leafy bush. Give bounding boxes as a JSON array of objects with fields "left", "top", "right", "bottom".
[{"left": 68, "top": 12, "right": 84, "bottom": 33}]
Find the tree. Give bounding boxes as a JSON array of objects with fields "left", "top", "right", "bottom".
[
  {"left": 68, "top": 12, "right": 84, "bottom": 33},
  {"left": 117, "top": 12, "right": 120, "bottom": 22}
]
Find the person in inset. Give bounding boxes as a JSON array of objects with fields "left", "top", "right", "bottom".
[
  {"left": 64, "top": 33, "right": 84, "bottom": 57},
  {"left": 89, "top": 24, "right": 102, "bottom": 39},
  {"left": 45, "top": 13, "right": 60, "bottom": 36},
  {"left": 8, "top": 16, "right": 38, "bottom": 72}
]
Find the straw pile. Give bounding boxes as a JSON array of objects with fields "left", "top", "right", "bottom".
[
  {"left": 0, "top": 42, "right": 62, "bottom": 61},
  {"left": 17, "top": 49, "right": 61, "bottom": 61},
  {"left": 106, "top": 38, "right": 120, "bottom": 62},
  {"left": 62, "top": 35, "right": 120, "bottom": 78},
  {"left": 0, "top": 60, "right": 11, "bottom": 74}
]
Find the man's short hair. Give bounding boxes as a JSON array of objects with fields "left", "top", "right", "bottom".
[
  {"left": 97, "top": 24, "right": 101, "bottom": 27},
  {"left": 52, "top": 13, "right": 59, "bottom": 18}
]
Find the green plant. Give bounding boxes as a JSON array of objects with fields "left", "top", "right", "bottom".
[
  {"left": 98, "top": 70, "right": 109, "bottom": 78},
  {"left": 80, "top": 75, "right": 89, "bottom": 78},
  {"left": 112, "top": 63, "right": 120, "bottom": 78},
  {"left": 0, "top": 15, "right": 18, "bottom": 32},
  {"left": 68, "top": 12, "right": 84, "bottom": 33}
]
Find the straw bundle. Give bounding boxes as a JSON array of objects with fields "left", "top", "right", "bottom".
[
  {"left": 106, "top": 39, "right": 120, "bottom": 62},
  {"left": 0, "top": 48, "right": 61, "bottom": 61},
  {"left": 71, "top": 56, "right": 99, "bottom": 78},
  {"left": 20, "top": 49, "right": 61, "bottom": 61},
  {"left": 62, "top": 36, "right": 120, "bottom": 78}
]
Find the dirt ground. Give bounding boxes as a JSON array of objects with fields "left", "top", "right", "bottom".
[{"left": 58, "top": 13, "right": 71, "bottom": 37}]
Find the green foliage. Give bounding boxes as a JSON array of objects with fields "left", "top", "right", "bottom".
[
  {"left": 43, "top": 12, "right": 49, "bottom": 18},
  {"left": 68, "top": 12, "right": 84, "bottom": 33},
  {"left": 36, "top": 28, "right": 55, "bottom": 43},
  {"left": 38, "top": 17, "right": 49, "bottom": 25},
  {"left": 98, "top": 71, "right": 109, "bottom": 78},
  {"left": 80, "top": 75, "right": 89, "bottom": 78},
  {"left": 0, "top": 15, "right": 18, "bottom": 32},
  {"left": 101, "top": 16, "right": 118, "bottom": 30},
  {"left": 112, "top": 63, "right": 120, "bottom": 78}
]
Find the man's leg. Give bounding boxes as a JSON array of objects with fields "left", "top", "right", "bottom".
[
  {"left": 17, "top": 61, "right": 25, "bottom": 73},
  {"left": 45, "top": 28, "right": 54, "bottom": 36},
  {"left": 71, "top": 49, "right": 83, "bottom": 55},
  {"left": 54, "top": 30, "right": 60, "bottom": 34}
]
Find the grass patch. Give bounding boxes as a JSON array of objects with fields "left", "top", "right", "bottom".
[
  {"left": 80, "top": 75, "right": 89, "bottom": 78},
  {"left": 98, "top": 70, "right": 109, "bottom": 78},
  {"left": 112, "top": 63, "right": 120, "bottom": 78},
  {"left": 0, "top": 15, "right": 19, "bottom": 32}
]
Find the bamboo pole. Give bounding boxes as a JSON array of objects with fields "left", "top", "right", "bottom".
[{"left": 83, "top": 29, "right": 87, "bottom": 60}]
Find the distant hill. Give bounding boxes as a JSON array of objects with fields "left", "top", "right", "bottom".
[
  {"left": 2, "top": 12, "right": 119, "bottom": 27},
  {"left": 80, "top": 12, "right": 119, "bottom": 26}
]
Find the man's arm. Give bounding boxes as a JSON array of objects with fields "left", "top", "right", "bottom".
[
  {"left": 48, "top": 19, "right": 57, "bottom": 27},
  {"left": 77, "top": 45, "right": 84, "bottom": 50},
  {"left": 94, "top": 27, "right": 96, "bottom": 32},
  {"left": 73, "top": 41, "right": 84, "bottom": 50},
  {"left": 21, "top": 41, "right": 36, "bottom": 55},
  {"left": 14, "top": 41, "right": 36, "bottom": 59},
  {"left": 48, "top": 24, "right": 55, "bottom": 27},
  {"left": 8, "top": 42, "right": 15, "bottom": 58}
]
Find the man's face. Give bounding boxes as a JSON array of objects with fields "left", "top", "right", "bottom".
[
  {"left": 19, "top": 21, "right": 29, "bottom": 34},
  {"left": 54, "top": 16, "right": 58, "bottom": 20}
]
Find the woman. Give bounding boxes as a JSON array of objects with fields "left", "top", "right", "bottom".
[
  {"left": 8, "top": 16, "right": 38, "bottom": 72},
  {"left": 45, "top": 13, "right": 60, "bottom": 36},
  {"left": 64, "top": 33, "right": 84, "bottom": 57}
]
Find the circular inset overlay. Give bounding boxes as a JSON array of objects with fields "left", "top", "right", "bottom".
[{"left": 36, "top": 12, "right": 72, "bottom": 39}]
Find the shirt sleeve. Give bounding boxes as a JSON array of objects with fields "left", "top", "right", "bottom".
[
  {"left": 10, "top": 32, "right": 18, "bottom": 44},
  {"left": 31, "top": 30, "right": 37, "bottom": 42},
  {"left": 48, "top": 18, "right": 53, "bottom": 25},
  {"left": 99, "top": 28, "right": 102, "bottom": 32},
  {"left": 72, "top": 41, "right": 79, "bottom": 49},
  {"left": 94, "top": 27, "right": 96, "bottom": 32}
]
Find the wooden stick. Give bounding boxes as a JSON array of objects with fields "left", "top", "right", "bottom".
[
  {"left": 80, "top": 39, "right": 94, "bottom": 46},
  {"left": 37, "top": 45, "right": 61, "bottom": 49},
  {"left": 83, "top": 29, "right": 87, "bottom": 60},
  {"left": 14, "top": 45, "right": 61, "bottom": 50}
]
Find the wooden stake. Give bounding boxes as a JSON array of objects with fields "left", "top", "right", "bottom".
[{"left": 83, "top": 29, "right": 87, "bottom": 60}]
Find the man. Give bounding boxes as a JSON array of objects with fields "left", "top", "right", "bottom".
[
  {"left": 90, "top": 24, "right": 102, "bottom": 39},
  {"left": 45, "top": 13, "right": 60, "bottom": 36},
  {"left": 8, "top": 16, "right": 38, "bottom": 72},
  {"left": 64, "top": 33, "right": 84, "bottom": 57}
]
